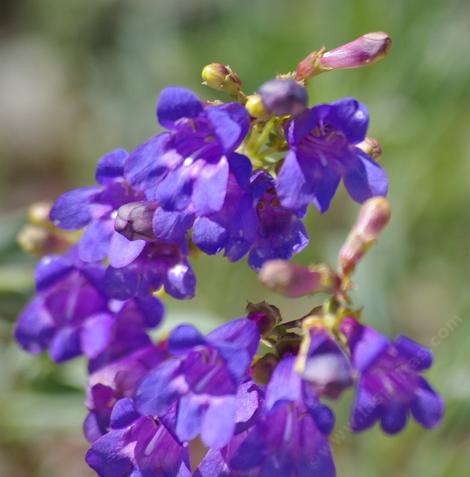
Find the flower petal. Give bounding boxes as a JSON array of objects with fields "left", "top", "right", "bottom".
[
  {"left": 343, "top": 149, "right": 388, "bottom": 203},
  {"left": 95, "top": 148, "right": 128, "bottom": 185},
  {"left": 192, "top": 157, "right": 229, "bottom": 215},
  {"left": 50, "top": 187, "right": 100, "bottom": 230},
  {"left": 108, "top": 232, "right": 146, "bottom": 269},
  {"left": 157, "top": 87, "right": 203, "bottom": 128}
]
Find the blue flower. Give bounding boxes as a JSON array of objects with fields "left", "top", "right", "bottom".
[
  {"left": 14, "top": 249, "right": 163, "bottom": 363},
  {"left": 276, "top": 98, "right": 388, "bottom": 212},
  {"left": 341, "top": 317, "right": 444, "bottom": 434},
  {"left": 197, "top": 356, "right": 336, "bottom": 477},
  {"left": 84, "top": 345, "right": 167, "bottom": 442},
  {"left": 125, "top": 87, "right": 250, "bottom": 244},
  {"left": 135, "top": 318, "right": 260, "bottom": 449},
  {"left": 192, "top": 170, "right": 308, "bottom": 270},
  {"left": 86, "top": 414, "right": 191, "bottom": 477},
  {"left": 50, "top": 149, "right": 150, "bottom": 264}
]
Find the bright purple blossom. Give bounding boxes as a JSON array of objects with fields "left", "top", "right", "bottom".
[
  {"left": 341, "top": 317, "right": 444, "bottom": 434},
  {"left": 50, "top": 149, "right": 149, "bottom": 264},
  {"left": 86, "top": 414, "right": 191, "bottom": 477},
  {"left": 276, "top": 98, "right": 388, "bottom": 212},
  {"left": 84, "top": 344, "right": 167, "bottom": 442},
  {"left": 14, "top": 250, "right": 163, "bottom": 363},
  {"left": 125, "top": 87, "right": 250, "bottom": 244},
  {"left": 198, "top": 356, "right": 335, "bottom": 476},
  {"left": 135, "top": 318, "right": 260, "bottom": 449},
  {"left": 193, "top": 170, "right": 308, "bottom": 270},
  {"left": 104, "top": 241, "right": 196, "bottom": 300}
]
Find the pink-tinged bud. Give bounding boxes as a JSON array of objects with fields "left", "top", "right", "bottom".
[
  {"left": 357, "top": 137, "right": 382, "bottom": 161},
  {"left": 115, "top": 201, "right": 157, "bottom": 241},
  {"left": 258, "top": 260, "right": 339, "bottom": 298},
  {"left": 339, "top": 197, "right": 391, "bottom": 274},
  {"left": 295, "top": 50, "right": 323, "bottom": 82},
  {"left": 319, "top": 32, "right": 391, "bottom": 71},
  {"left": 201, "top": 63, "right": 242, "bottom": 95},
  {"left": 295, "top": 32, "right": 391, "bottom": 82},
  {"left": 246, "top": 301, "right": 282, "bottom": 336}
]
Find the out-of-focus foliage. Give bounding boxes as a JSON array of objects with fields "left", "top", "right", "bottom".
[{"left": 0, "top": 0, "right": 469, "bottom": 475}]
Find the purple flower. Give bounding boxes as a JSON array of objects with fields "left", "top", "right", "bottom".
[
  {"left": 14, "top": 250, "right": 163, "bottom": 363},
  {"left": 276, "top": 98, "right": 388, "bottom": 212},
  {"left": 125, "top": 87, "right": 250, "bottom": 244},
  {"left": 84, "top": 344, "right": 167, "bottom": 442},
  {"left": 50, "top": 149, "right": 149, "bottom": 265},
  {"left": 104, "top": 241, "right": 196, "bottom": 300},
  {"left": 341, "top": 317, "right": 444, "bottom": 434},
  {"left": 193, "top": 171, "right": 308, "bottom": 270},
  {"left": 197, "top": 356, "right": 336, "bottom": 476},
  {"left": 86, "top": 414, "right": 191, "bottom": 477},
  {"left": 135, "top": 318, "right": 260, "bottom": 449},
  {"left": 247, "top": 171, "right": 308, "bottom": 269}
]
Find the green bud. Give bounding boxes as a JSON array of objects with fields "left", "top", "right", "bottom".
[{"left": 201, "top": 63, "right": 242, "bottom": 95}]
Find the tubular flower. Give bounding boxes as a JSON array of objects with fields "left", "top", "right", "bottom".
[{"left": 276, "top": 98, "right": 388, "bottom": 212}]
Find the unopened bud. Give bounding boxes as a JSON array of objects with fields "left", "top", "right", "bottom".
[
  {"left": 357, "top": 137, "right": 382, "bottom": 161},
  {"left": 258, "top": 79, "right": 308, "bottom": 116},
  {"left": 17, "top": 224, "right": 70, "bottom": 256},
  {"left": 201, "top": 63, "right": 242, "bottom": 96},
  {"left": 115, "top": 201, "right": 157, "bottom": 241},
  {"left": 246, "top": 301, "right": 282, "bottom": 336},
  {"left": 339, "top": 197, "right": 391, "bottom": 274},
  {"left": 28, "top": 201, "right": 53, "bottom": 227},
  {"left": 296, "top": 32, "right": 391, "bottom": 81},
  {"left": 320, "top": 32, "right": 391, "bottom": 71},
  {"left": 259, "top": 260, "right": 339, "bottom": 298},
  {"left": 245, "top": 94, "right": 269, "bottom": 119}
]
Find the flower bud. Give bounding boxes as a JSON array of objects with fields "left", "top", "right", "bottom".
[
  {"left": 319, "top": 32, "right": 391, "bottom": 71},
  {"left": 295, "top": 32, "right": 391, "bottom": 82},
  {"left": 246, "top": 301, "right": 282, "bottom": 336},
  {"left": 245, "top": 94, "right": 269, "bottom": 119},
  {"left": 357, "top": 137, "right": 382, "bottom": 161},
  {"left": 258, "top": 79, "right": 308, "bottom": 116},
  {"left": 339, "top": 197, "right": 391, "bottom": 274},
  {"left": 201, "top": 63, "right": 242, "bottom": 96},
  {"left": 17, "top": 224, "right": 70, "bottom": 256},
  {"left": 258, "top": 260, "right": 339, "bottom": 298},
  {"left": 28, "top": 201, "right": 53, "bottom": 227},
  {"left": 114, "top": 201, "right": 157, "bottom": 241}
]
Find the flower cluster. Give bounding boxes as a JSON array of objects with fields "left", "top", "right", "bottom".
[{"left": 14, "top": 32, "right": 444, "bottom": 477}]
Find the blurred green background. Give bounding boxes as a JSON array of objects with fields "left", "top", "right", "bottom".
[{"left": 1, "top": 0, "right": 469, "bottom": 475}]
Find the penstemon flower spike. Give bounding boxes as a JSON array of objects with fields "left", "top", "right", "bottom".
[{"left": 13, "top": 31, "right": 443, "bottom": 477}]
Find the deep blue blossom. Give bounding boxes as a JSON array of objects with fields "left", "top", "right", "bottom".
[
  {"left": 193, "top": 170, "right": 308, "bottom": 269},
  {"left": 50, "top": 148, "right": 149, "bottom": 264},
  {"left": 197, "top": 356, "right": 336, "bottom": 477},
  {"left": 104, "top": 241, "right": 196, "bottom": 301},
  {"left": 125, "top": 87, "right": 250, "bottom": 245},
  {"left": 86, "top": 414, "right": 191, "bottom": 477},
  {"left": 84, "top": 344, "right": 167, "bottom": 442},
  {"left": 276, "top": 98, "right": 388, "bottom": 212},
  {"left": 135, "top": 318, "right": 260, "bottom": 449},
  {"left": 341, "top": 317, "right": 444, "bottom": 434},
  {"left": 14, "top": 249, "right": 163, "bottom": 363}
]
